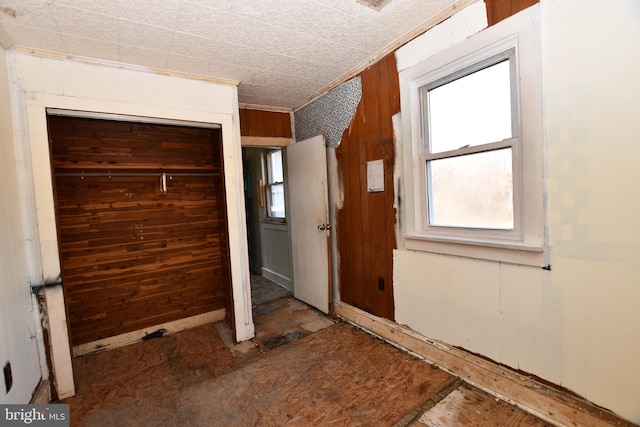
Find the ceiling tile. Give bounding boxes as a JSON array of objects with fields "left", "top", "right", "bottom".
[
  {"left": 226, "top": 0, "right": 350, "bottom": 39},
  {"left": 165, "top": 54, "right": 253, "bottom": 83},
  {"left": 182, "top": 0, "right": 232, "bottom": 13},
  {"left": 248, "top": 69, "right": 326, "bottom": 94},
  {"left": 198, "top": 40, "right": 338, "bottom": 82},
  {"left": 52, "top": 5, "right": 120, "bottom": 42},
  {"left": 117, "top": 0, "right": 183, "bottom": 29},
  {"left": 328, "top": 19, "right": 402, "bottom": 52},
  {"left": 165, "top": 53, "right": 212, "bottom": 76},
  {"left": 52, "top": 0, "right": 118, "bottom": 18},
  {"left": 0, "top": 0, "right": 58, "bottom": 32},
  {"left": 119, "top": 20, "right": 175, "bottom": 52},
  {"left": 119, "top": 45, "right": 169, "bottom": 69},
  {"left": 274, "top": 34, "right": 371, "bottom": 68},
  {"left": 60, "top": 34, "right": 120, "bottom": 62},
  {"left": 0, "top": 22, "right": 66, "bottom": 52},
  {"left": 169, "top": 32, "right": 220, "bottom": 59},
  {"left": 309, "top": 0, "right": 386, "bottom": 22},
  {"left": 174, "top": 3, "right": 247, "bottom": 42}
]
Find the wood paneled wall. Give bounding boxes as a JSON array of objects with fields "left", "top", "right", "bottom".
[
  {"left": 335, "top": 53, "right": 399, "bottom": 321},
  {"left": 239, "top": 109, "right": 292, "bottom": 138},
  {"left": 485, "top": 0, "right": 539, "bottom": 26},
  {"left": 50, "top": 119, "right": 220, "bottom": 172},
  {"left": 48, "top": 116, "right": 231, "bottom": 346}
]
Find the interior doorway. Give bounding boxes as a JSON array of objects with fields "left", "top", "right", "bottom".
[
  {"left": 242, "top": 146, "right": 294, "bottom": 307},
  {"left": 242, "top": 136, "right": 331, "bottom": 314},
  {"left": 242, "top": 146, "right": 293, "bottom": 289}
]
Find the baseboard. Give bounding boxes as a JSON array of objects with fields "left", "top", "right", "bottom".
[
  {"left": 29, "top": 378, "right": 51, "bottom": 404},
  {"left": 72, "top": 309, "right": 226, "bottom": 357},
  {"left": 261, "top": 268, "right": 293, "bottom": 291},
  {"left": 334, "top": 301, "right": 631, "bottom": 427}
]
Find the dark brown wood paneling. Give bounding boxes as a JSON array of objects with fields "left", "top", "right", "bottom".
[
  {"left": 49, "top": 117, "right": 220, "bottom": 171},
  {"left": 49, "top": 116, "right": 230, "bottom": 346},
  {"left": 486, "top": 0, "right": 538, "bottom": 26},
  {"left": 335, "top": 53, "right": 399, "bottom": 320},
  {"left": 239, "top": 109, "right": 292, "bottom": 138}
]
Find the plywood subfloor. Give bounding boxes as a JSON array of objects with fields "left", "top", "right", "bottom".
[
  {"left": 412, "top": 382, "right": 551, "bottom": 427},
  {"left": 62, "top": 296, "right": 551, "bottom": 426}
]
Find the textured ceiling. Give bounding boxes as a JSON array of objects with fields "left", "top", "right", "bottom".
[{"left": 0, "top": 0, "right": 462, "bottom": 110}]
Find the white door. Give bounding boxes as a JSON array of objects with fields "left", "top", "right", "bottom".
[{"left": 287, "top": 135, "right": 330, "bottom": 314}]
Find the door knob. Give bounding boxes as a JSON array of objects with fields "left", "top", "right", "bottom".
[{"left": 317, "top": 224, "right": 332, "bottom": 231}]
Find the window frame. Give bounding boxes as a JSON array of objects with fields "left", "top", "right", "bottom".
[
  {"left": 419, "top": 46, "right": 522, "bottom": 242},
  {"left": 398, "top": 6, "right": 545, "bottom": 266},
  {"left": 263, "top": 148, "right": 286, "bottom": 222}
]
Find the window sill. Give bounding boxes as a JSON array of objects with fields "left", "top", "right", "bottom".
[{"left": 404, "top": 233, "right": 546, "bottom": 267}]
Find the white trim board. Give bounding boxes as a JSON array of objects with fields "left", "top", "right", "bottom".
[
  {"left": 47, "top": 108, "right": 223, "bottom": 129},
  {"left": 12, "top": 46, "right": 240, "bottom": 88},
  {"left": 73, "top": 309, "right": 226, "bottom": 357},
  {"left": 334, "top": 301, "right": 629, "bottom": 427}
]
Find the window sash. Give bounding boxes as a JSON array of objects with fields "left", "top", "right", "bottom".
[
  {"left": 425, "top": 60, "right": 514, "bottom": 154},
  {"left": 266, "top": 182, "right": 285, "bottom": 219},
  {"left": 418, "top": 137, "right": 521, "bottom": 236},
  {"left": 266, "top": 150, "right": 284, "bottom": 185},
  {"left": 422, "top": 138, "right": 514, "bottom": 162},
  {"left": 419, "top": 49, "right": 518, "bottom": 158},
  {"left": 425, "top": 147, "right": 515, "bottom": 230}
]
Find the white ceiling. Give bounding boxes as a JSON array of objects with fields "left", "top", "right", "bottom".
[{"left": 0, "top": 0, "right": 462, "bottom": 110}]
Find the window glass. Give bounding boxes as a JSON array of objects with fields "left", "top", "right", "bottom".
[
  {"left": 427, "top": 148, "right": 514, "bottom": 229},
  {"left": 265, "top": 149, "right": 286, "bottom": 219},
  {"left": 267, "top": 150, "right": 283, "bottom": 183},
  {"left": 269, "top": 183, "right": 285, "bottom": 218},
  {"left": 427, "top": 60, "right": 512, "bottom": 154}
]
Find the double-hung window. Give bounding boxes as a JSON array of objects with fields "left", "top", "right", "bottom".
[
  {"left": 423, "top": 53, "right": 517, "bottom": 231},
  {"left": 264, "top": 149, "right": 286, "bottom": 220},
  {"left": 399, "top": 6, "right": 545, "bottom": 266}
]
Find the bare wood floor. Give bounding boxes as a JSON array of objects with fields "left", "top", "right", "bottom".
[{"left": 61, "top": 278, "right": 551, "bottom": 426}]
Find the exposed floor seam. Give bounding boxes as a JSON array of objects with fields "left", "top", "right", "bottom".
[{"left": 393, "top": 377, "right": 465, "bottom": 427}]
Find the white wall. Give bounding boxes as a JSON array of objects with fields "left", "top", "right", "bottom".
[
  {"left": 394, "top": 0, "right": 640, "bottom": 423},
  {"left": 543, "top": 0, "right": 640, "bottom": 421},
  {"left": 0, "top": 46, "right": 43, "bottom": 403},
  {"left": 5, "top": 52, "right": 254, "bottom": 399}
]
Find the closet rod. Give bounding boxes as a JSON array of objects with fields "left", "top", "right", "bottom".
[{"left": 55, "top": 172, "right": 220, "bottom": 178}]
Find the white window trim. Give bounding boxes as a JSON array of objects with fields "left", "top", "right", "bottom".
[
  {"left": 419, "top": 46, "right": 520, "bottom": 241},
  {"left": 398, "top": 5, "right": 545, "bottom": 266},
  {"left": 263, "top": 148, "right": 287, "bottom": 222}
]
